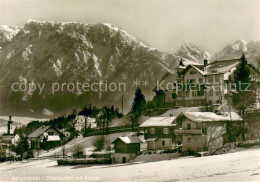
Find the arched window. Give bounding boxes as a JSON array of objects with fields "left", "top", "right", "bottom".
[{"left": 187, "top": 123, "right": 191, "bottom": 130}]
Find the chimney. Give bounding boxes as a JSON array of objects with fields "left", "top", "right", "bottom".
[
  {"left": 203, "top": 59, "right": 208, "bottom": 72},
  {"left": 204, "top": 59, "right": 208, "bottom": 67}
]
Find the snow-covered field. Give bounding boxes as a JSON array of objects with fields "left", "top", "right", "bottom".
[
  {"left": 39, "top": 132, "right": 132, "bottom": 157},
  {"left": 0, "top": 147, "right": 259, "bottom": 182}
]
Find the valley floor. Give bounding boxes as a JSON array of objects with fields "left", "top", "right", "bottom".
[{"left": 0, "top": 147, "right": 260, "bottom": 182}]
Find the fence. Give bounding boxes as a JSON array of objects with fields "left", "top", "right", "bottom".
[{"left": 84, "top": 125, "right": 139, "bottom": 137}]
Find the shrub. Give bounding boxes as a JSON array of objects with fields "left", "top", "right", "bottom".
[
  {"left": 93, "top": 136, "right": 105, "bottom": 151},
  {"left": 72, "top": 145, "right": 86, "bottom": 158}
]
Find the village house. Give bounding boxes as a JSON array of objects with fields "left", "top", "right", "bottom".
[
  {"left": 156, "top": 57, "right": 260, "bottom": 108},
  {"left": 112, "top": 136, "right": 142, "bottom": 163},
  {"left": 139, "top": 117, "right": 178, "bottom": 150},
  {"left": 28, "top": 125, "right": 64, "bottom": 149},
  {"left": 174, "top": 112, "right": 242, "bottom": 154}
]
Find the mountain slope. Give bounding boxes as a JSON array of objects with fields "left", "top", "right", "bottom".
[
  {"left": 175, "top": 43, "right": 210, "bottom": 64},
  {"left": 211, "top": 39, "right": 260, "bottom": 67},
  {"left": 0, "top": 20, "right": 178, "bottom": 116}
]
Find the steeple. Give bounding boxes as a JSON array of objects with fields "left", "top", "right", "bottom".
[{"left": 7, "top": 116, "right": 13, "bottom": 135}]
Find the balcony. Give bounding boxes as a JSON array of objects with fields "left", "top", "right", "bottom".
[{"left": 174, "top": 129, "right": 202, "bottom": 135}]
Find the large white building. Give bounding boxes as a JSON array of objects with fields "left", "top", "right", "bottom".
[{"left": 156, "top": 57, "right": 260, "bottom": 107}]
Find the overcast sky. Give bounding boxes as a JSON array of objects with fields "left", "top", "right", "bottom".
[{"left": 0, "top": 0, "right": 259, "bottom": 53}]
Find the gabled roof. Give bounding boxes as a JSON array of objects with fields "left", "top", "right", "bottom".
[
  {"left": 206, "top": 60, "right": 240, "bottom": 75},
  {"left": 28, "top": 125, "right": 62, "bottom": 138},
  {"left": 112, "top": 136, "right": 143, "bottom": 144},
  {"left": 179, "top": 57, "right": 203, "bottom": 66},
  {"left": 180, "top": 65, "right": 206, "bottom": 76},
  {"left": 140, "top": 117, "right": 176, "bottom": 127},
  {"left": 176, "top": 112, "right": 242, "bottom": 123},
  {"left": 28, "top": 125, "right": 52, "bottom": 138}
]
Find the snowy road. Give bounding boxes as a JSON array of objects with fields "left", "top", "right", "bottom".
[{"left": 0, "top": 147, "right": 260, "bottom": 182}]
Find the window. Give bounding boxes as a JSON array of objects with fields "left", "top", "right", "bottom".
[
  {"left": 199, "top": 78, "right": 203, "bottom": 83},
  {"left": 190, "top": 79, "right": 196, "bottom": 84},
  {"left": 187, "top": 123, "right": 191, "bottom": 130},
  {"left": 186, "top": 79, "right": 189, "bottom": 83},
  {"left": 162, "top": 140, "right": 166, "bottom": 146},
  {"left": 48, "top": 132, "right": 54, "bottom": 135},
  {"left": 186, "top": 91, "right": 189, "bottom": 97},
  {"left": 190, "top": 70, "right": 197, "bottom": 75},
  {"left": 192, "top": 90, "right": 197, "bottom": 97},
  {"left": 197, "top": 88, "right": 204, "bottom": 96},
  {"left": 188, "top": 137, "right": 191, "bottom": 143},
  {"left": 172, "top": 93, "right": 176, "bottom": 99},
  {"left": 215, "top": 75, "right": 220, "bottom": 82},
  {"left": 163, "top": 128, "right": 169, "bottom": 134},
  {"left": 208, "top": 76, "right": 214, "bottom": 82},
  {"left": 209, "top": 89, "right": 213, "bottom": 96},
  {"left": 150, "top": 128, "right": 155, "bottom": 134}
]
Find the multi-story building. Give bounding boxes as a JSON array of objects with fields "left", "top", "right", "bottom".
[
  {"left": 174, "top": 112, "right": 242, "bottom": 154},
  {"left": 156, "top": 57, "right": 260, "bottom": 108},
  {"left": 139, "top": 117, "right": 178, "bottom": 150}
]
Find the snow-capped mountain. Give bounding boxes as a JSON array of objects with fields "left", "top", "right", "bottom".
[
  {"left": 175, "top": 43, "right": 211, "bottom": 64},
  {"left": 0, "top": 20, "right": 178, "bottom": 116},
  {"left": 0, "top": 25, "right": 22, "bottom": 44},
  {"left": 0, "top": 20, "right": 259, "bottom": 117},
  {"left": 211, "top": 39, "right": 260, "bottom": 67}
]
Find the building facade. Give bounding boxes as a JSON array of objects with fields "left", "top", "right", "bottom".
[
  {"left": 140, "top": 117, "right": 177, "bottom": 150},
  {"left": 156, "top": 58, "right": 260, "bottom": 108},
  {"left": 112, "top": 136, "right": 142, "bottom": 163},
  {"left": 174, "top": 112, "right": 242, "bottom": 154},
  {"left": 28, "top": 125, "right": 63, "bottom": 149}
]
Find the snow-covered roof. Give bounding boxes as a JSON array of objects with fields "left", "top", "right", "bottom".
[
  {"left": 206, "top": 60, "right": 240, "bottom": 75},
  {"left": 146, "top": 138, "right": 158, "bottom": 142},
  {"left": 113, "top": 136, "right": 143, "bottom": 144},
  {"left": 179, "top": 112, "right": 242, "bottom": 122},
  {"left": 47, "top": 135, "right": 60, "bottom": 141},
  {"left": 181, "top": 58, "right": 203, "bottom": 66},
  {"left": 28, "top": 125, "right": 52, "bottom": 138},
  {"left": 139, "top": 117, "right": 176, "bottom": 127},
  {"left": 28, "top": 125, "right": 62, "bottom": 138}
]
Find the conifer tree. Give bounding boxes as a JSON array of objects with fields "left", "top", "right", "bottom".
[{"left": 129, "top": 88, "right": 146, "bottom": 130}]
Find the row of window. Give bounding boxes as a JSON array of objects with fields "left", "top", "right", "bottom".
[
  {"left": 186, "top": 78, "right": 203, "bottom": 84},
  {"left": 149, "top": 128, "right": 169, "bottom": 134},
  {"left": 186, "top": 75, "right": 220, "bottom": 84},
  {"left": 182, "top": 89, "right": 220, "bottom": 98}
]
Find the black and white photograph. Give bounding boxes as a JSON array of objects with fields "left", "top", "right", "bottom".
[{"left": 0, "top": 0, "right": 260, "bottom": 181}]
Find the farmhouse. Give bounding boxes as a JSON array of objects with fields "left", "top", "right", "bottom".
[
  {"left": 139, "top": 117, "right": 178, "bottom": 150},
  {"left": 174, "top": 112, "right": 242, "bottom": 154},
  {"left": 156, "top": 57, "right": 260, "bottom": 108},
  {"left": 28, "top": 125, "right": 64, "bottom": 149},
  {"left": 112, "top": 136, "right": 142, "bottom": 163}
]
